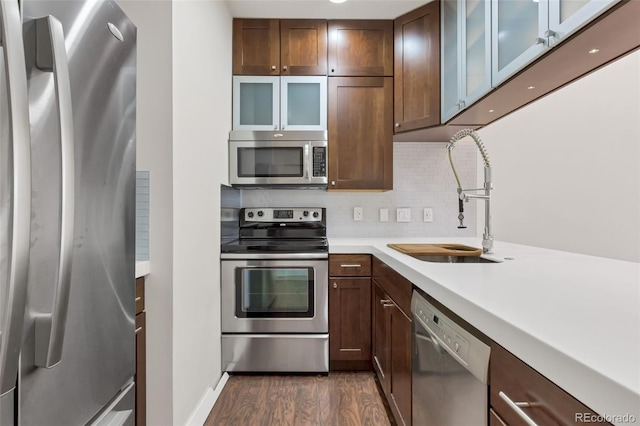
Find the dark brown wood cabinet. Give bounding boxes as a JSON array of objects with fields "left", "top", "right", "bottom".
[
  {"left": 372, "top": 258, "right": 412, "bottom": 426},
  {"left": 233, "top": 18, "right": 327, "bottom": 75},
  {"left": 328, "top": 76, "right": 393, "bottom": 190},
  {"left": 394, "top": 1, "right": 441, "bottom": 133},
  {"left": 135, "top": 277, "right": 146, "bottom": 426},
  {"left": 329, "top": 254, "right": 372, "bottom": 370},
  {"left": 490, "top": 342, "right": 611, "bottom": 426},
  {"left": 328, "top": 20, "right": 393, "bottom": 76}
]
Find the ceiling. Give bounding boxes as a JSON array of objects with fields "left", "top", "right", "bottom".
[{"left": 226, "top": 0, "right": 432, "bottom": 20}]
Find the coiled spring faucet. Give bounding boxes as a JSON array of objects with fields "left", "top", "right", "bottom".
[{"left": 447, "top": 129, "right": 493, "bottom": 254}]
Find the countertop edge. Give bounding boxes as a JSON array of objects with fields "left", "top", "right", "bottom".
[
  {"left": 135, "top": 261, "right": 150, "bottom": 278},
  {"left": 328, "top": 238, "right": 640, "bottom": 425}
]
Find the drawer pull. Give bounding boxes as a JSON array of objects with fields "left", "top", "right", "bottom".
[
  {"left": 340, "top": 264, "right": 362, "bottom": 268},
  {"left": 382, "top": 303, "right": 395, "bottom": 308},
  {"left": 499, "top": 391, "right": 539, "bottom": 426},
  {"left": 135, "top": 327, "right": 143, "bottom": 335},
  {"left": 380, "top": 299, "right": 392, "bottom": 305},
  {"left": 135, "top": 296, "right": 141, "bottom": 302}
]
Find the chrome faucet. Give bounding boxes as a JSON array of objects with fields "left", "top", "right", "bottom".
[{"left": 447, "top": 129, "right": 493, "bottom": 254}]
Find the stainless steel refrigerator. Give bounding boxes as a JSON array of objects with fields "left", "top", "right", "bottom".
[{"left": 1, "top": 0, "right": 136, "bottom": 424}]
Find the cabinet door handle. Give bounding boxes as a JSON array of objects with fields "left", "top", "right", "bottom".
[
  {"left": 534, "top": 37, "right": 546, "bottom": 46},
  {"left": 380, "top": 299, "right": 392, "bottom": 304},
  {"left": 340, "top": 264, "right": 361, "bottom": 268},
  {"left": 271, "top": 65, "right": 276, "bottom": 70},
  {"left": 382, "top": 303, "right": 395, "bottom": 308},
  {"left": 282, "top": 65, "right": 288, "bottom": 71},
  {"left": 135, "top": 327, "right": 143, "bottom": 335},
  {"left": 498, "top": 391, "right": 539, "bottom": 426},
  {"left": 333, "top": 282, "right": 337, "bottom": 289},
  {"left": 331, "top": 181, "right": 336, "bottom": 186},
  {"left": 395, "top": 123, "right": 400, "bottom": 128},
  {"left": 135, "top": 296, "right": 142, "bottom": 302},
  {"left": 544, "top": 29, "right": 557, "bottom": 38}
]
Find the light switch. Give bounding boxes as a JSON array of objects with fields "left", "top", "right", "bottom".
[
  {"left": 423, "top": 208, "right": 434, "bottom": 222},
  {"left": 397, "top": 208, "right": 411, "bottom": 222},
  {"left": 380, "top": 208, "right": 389, "bottom": 222}
]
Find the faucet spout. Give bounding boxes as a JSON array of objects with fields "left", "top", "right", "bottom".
[{"left": 448, "top": 129, "right": 494, "bottom": 254}]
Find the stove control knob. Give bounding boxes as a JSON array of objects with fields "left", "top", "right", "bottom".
[
  {"left": 257, "top": 211, "right": 264, "bottom": 217},
  {"left": 303, "top": 211, "right": 309, "bottom": 217},
  {"left": 247, "top": 212, "right": 254, "bottom": 218},
  {"left": 313, "top": 211, "right": 319, "bottom": 218}
]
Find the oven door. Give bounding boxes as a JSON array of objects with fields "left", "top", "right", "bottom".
[
  {"left": 228, "top": 140, "right": 327, "bottom": 187},
  {"left": 221, "top": 258, "right": 328, "bottom": 333}
]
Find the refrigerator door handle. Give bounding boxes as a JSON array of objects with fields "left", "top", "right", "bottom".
[
  {"left": 33, "top": 15, "right": 75, "bottom": 369},
  {"left": 0, "top": 0, "right": 33, "bottom": 396}
]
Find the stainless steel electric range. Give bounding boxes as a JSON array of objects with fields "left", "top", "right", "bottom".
[{"left": 220, "top": 207, "right": 328, "bottom": 373}]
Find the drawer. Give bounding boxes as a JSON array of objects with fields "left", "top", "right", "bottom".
[
  {"left": 490, "top": 342, "right": 610, "bottom": 426},
  {"left": 135, "top": 277, "right": 145, "bottom": 315},
  {"left": 372, "top": 257, "right": 411, "bottom": 317},
  {"left": 329, "top": 254, "right": 371, "bottom": 276}
]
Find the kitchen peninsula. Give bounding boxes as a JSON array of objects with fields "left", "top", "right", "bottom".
[{"left": 330, "top": 237, "right": 640, "bottom": 425}]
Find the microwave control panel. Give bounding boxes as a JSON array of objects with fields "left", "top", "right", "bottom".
[{"left": 313, "top": 147, "right": 326, "bottom": 177}]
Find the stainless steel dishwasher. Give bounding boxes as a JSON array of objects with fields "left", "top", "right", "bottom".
[{"left": 412, "top": 290, "right": 491, "bottom": 425}]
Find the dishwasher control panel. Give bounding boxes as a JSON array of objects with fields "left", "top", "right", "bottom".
[
  {"left": 414, "top": 300, "right": 471, "bottom": 365},
  {"left": 411, "top": 290, "right": 492, "bottom": 385}
]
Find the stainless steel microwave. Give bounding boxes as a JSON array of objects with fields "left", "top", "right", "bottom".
[{"left": 228, "top": 130, "right": 328, "bottom": 188}]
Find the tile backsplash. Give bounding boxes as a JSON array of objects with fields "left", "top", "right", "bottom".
[
  {"left": 136, "top": 171, "right": 150, "bottom": 261},
  {"left": 241, "top": 142, "right": 477, "bottom": 238}
]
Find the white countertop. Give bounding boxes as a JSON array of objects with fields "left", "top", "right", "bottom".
[
  {"left": 135, "top": 261, "right": 150, "bottom": 278},
  {"left": 329, "top": 237, "right": 640, "bottom": 424}
]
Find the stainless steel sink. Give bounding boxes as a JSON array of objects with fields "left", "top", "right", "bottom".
[{"left": 410, "top": 255, "right": 501, "bottom": 263}]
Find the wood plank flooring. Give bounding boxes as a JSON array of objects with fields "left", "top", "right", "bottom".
[{"left": 205, "top": 372, "right": 394, "bottom": 426}]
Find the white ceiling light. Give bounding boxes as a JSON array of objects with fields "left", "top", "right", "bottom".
[{"left": 329, "top": 0, "right": 347, "bottom": 3}]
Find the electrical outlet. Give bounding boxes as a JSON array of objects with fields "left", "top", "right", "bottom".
[
  {"left": 396, "top": 208, "right": 411, "bottom": 222},
  {"left": 353, "top": 207, "right": 363, "bottom": 221},
  {"left": 423, "top": 208, "right": 434, "bottom": 222},
  {"left": 379, "top": 208, "right": 389, "bottom": 222}
]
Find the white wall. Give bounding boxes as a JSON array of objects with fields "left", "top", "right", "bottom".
[
  {"left": 118, "top": 0, "right": 232, "bottom": 424},
  {"left": 171, "top": 1, "right": 232, "bottom": 424},
  {"left": 116, "top": 1, "right": 175, "bottom": 423},
  {"left": 478, "top": 51, "right": 640, "bottom": 262}
]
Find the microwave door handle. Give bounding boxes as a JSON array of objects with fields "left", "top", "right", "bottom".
[{"left": 304, "top": 144, "right": 311, "bottom": 181}]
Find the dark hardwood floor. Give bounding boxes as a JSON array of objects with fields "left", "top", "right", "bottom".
[{"left": 204, "top": 372, "right": 394, "bottom": 425}]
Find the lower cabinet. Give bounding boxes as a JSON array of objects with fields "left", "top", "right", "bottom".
[
  {"left": 135, "top": 277, "right": 146, "bottom": 426},
  {"left": 329, "top": 254, "right": 372, "bottom": 370},
  {"left": 372, "top": 257, "right": 412, "bottom": 426},
  {"left": 490, "top": 342, "right": 611, "bottom": 426}
]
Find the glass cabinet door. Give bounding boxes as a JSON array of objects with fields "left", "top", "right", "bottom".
[
  {"left": 232, "top": 76, "right": 280, "bottom": 130},
  {"left": 492, "top": 0, "right": 548, "bottom": 86},
  {"left": 462, "top": 0, "right": 491, "bottom": 106},
  {"left": 441, "top": 0, "right": 461, "bottom": 122},
  {"left": 548, "top": 0, "right": 618, "bottom": 46},
  {"left": 280, "top": 76, "right": 327, "bottom": 131}
]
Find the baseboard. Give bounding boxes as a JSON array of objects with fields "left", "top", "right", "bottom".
[{"left": 185, "top": 372, "right": 230, "bottom": 425}]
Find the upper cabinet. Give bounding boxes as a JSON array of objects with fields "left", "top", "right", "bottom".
[
  {"left": 233, "top": 75, "right": 327, "bottom": 131},
  {"left": 492, "top": 0, "right": 620, "bottom": 86},
  {"left": 233, "top": 19, "right": 327, "bottom": 76},
  {"left": 441, "top": 0, "right": 492, "bottom": 122},
  {"left": 327, "top": 20, "right": 393, "bottom": 76},
  {"left": 328, "top": 77, "right": 393, "bottom": 190},
  {"left": 394, "top": 2, "right": 441, "bottom": 133}
]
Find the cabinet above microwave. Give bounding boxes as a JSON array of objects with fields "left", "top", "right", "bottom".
[{"left": 232, "top": 76, "right": 327, "bottom": 131}]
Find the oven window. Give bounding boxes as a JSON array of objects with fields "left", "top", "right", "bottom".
[
  {"left": 236, "top": 267, "right": 314, "bottom": 318},
  {"left": 237, "top": 147, "right": 304, "bottom": 178}
]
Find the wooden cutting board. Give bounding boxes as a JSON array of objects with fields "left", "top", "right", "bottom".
[{"left": 387, "top": 243, "right": 482, "bottom": 257}]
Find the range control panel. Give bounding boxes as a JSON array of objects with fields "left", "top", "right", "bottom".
[{"left": 243, "top": 208, "right": 323, "bottom": 222}]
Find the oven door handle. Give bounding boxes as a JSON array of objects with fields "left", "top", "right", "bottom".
[{"left": 220, "top": 252, "right": 328, "bottom": 260}]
